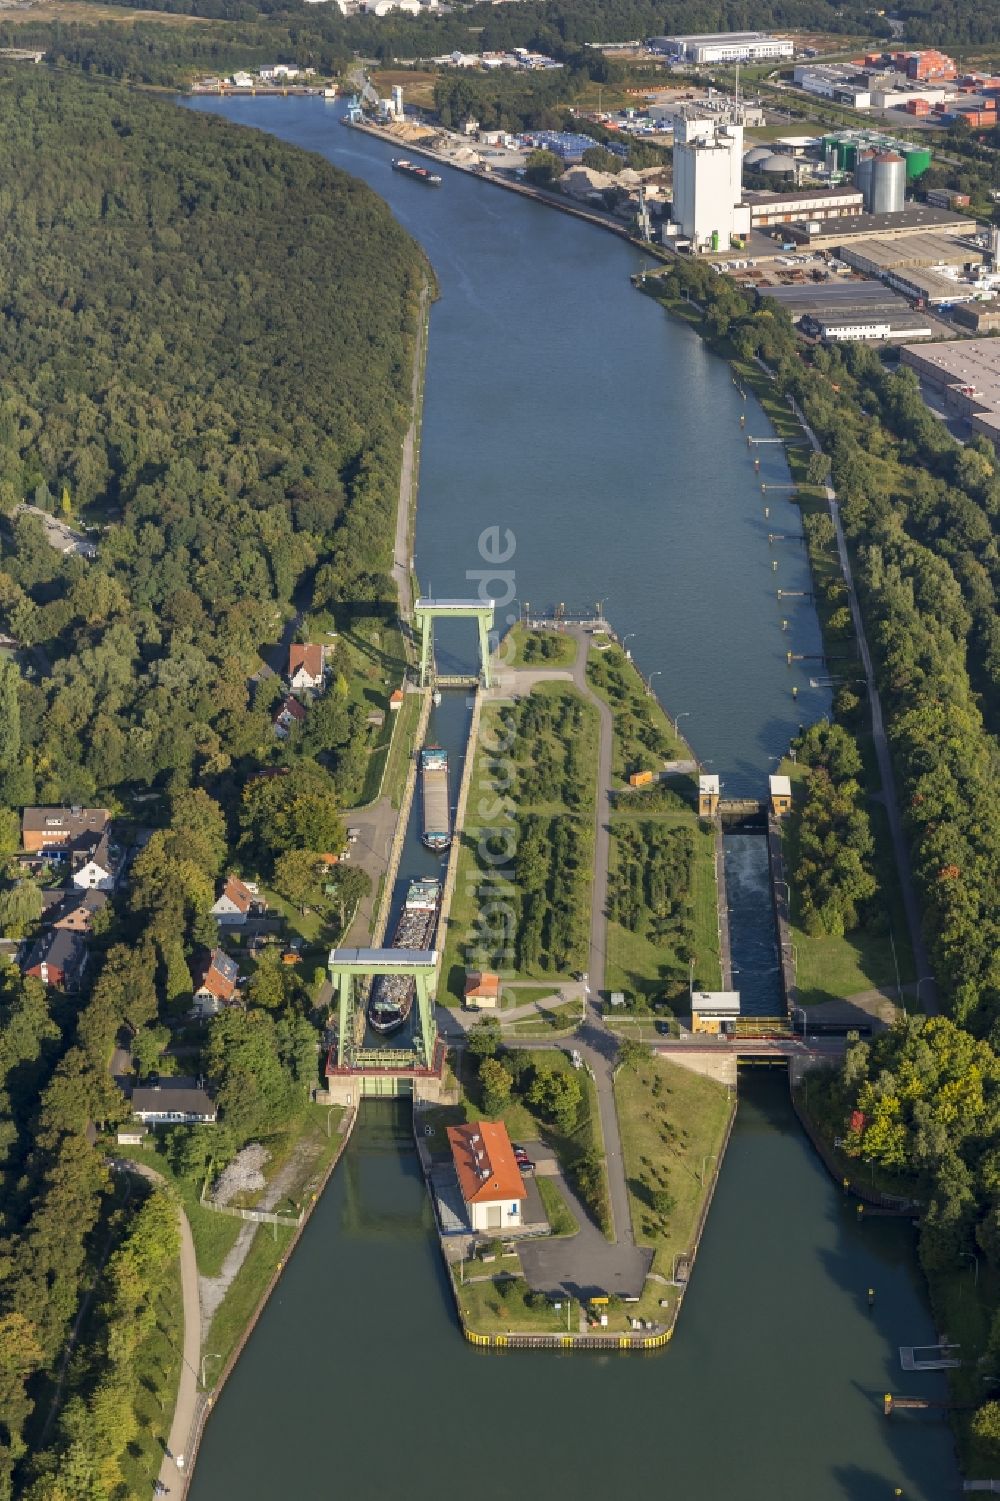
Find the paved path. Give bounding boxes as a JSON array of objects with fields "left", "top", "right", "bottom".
[
  {"left": 125, "top": 1163, "right": 201, "bottom": 1493},
  {"left": 789, "top": 397, "right": 937, "bottom": 1013},
  {"left": 517, "top": 1146, "right": 650, "bottom": 1300},
  {"left": 392, "top": 280, "right": 428, "bottom": 630}
]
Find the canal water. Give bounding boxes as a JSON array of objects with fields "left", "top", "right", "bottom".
[{"left": 183, "top": 96, "right": 958, "bottom": 1495}]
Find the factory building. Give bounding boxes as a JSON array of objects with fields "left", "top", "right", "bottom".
[
  {"left": 900, "top": 340, "right": 1000, "bottom": 452},
  {"left": 744, "top": 187, "right": 863, "bottom": 227},
  {"left": 649, "top": 31, "right": 793, "bottom": 65},
  {"left": 669, "top": 113, "right": 750, "bottom": 251}
]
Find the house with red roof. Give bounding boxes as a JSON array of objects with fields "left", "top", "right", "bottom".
[
  {"left": 273, "top": 695, "right": 307, "bottom": 740},
  {"left": 210, "top": 875, "right": 264, "bottom": 927},
  {"left": 446, "top": 1120, "right": 527, "bottom": 1232},
  {"left": 191, "top": 948, "right": 239, "bottom": 1017},
  {"left": 288, "top": 643, "right": 327, "bottom": 693}
]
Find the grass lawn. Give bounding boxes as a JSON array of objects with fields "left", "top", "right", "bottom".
[
  {"left": 502, "top": 999, "right": 584, "bottom": 1038},
  {"left": 536, "top": 1175, "right": 579, "bottom": 1237},
  {"left": 118, "top": 1248, "right": 183, "bottom": 1497},
  {"left": 501, "top": 623, "right": 578, "bottom": 669},
  {"left": 614, "top": 1055, "right": 733, "bottom": 1309},
  {"left": 208, "top": 1221, "right": 297, "bottom": 1373},
  {"left": 585, "top": 643, "right": 686, "bottom": 782},
  {"left": 779, "top": 762, "right": 915, "bottom": 1006},
  {"left": 501, "top": 984, "right": 563, "bottom": 1008},
  {"left": 607, "top": 810, "right": 721, "bottom": 1002},
  {"left": 455, "top": 1273, "right": 570, "bottom": 1336},
  {"left": 440, "top": 683, "right": 597, "bottom": 999}
]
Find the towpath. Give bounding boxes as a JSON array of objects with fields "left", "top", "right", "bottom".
[{"left": 789, "top": 397, "right": 936, "bottom": 1012}]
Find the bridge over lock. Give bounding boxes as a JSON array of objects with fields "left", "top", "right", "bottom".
[{"left": 324, "top": 947, "right": 448, "bottom": 1101}]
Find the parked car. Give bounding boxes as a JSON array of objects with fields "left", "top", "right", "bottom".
[
  {"left": 518, "top": 1158, "right": 535, "bottom": 1175},
  {"left": 656, "top": 1020, "right": 672, "bottom": 1035}
]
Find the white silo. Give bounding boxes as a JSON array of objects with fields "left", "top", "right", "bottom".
[{"left": 870, "top": 152, "right": 906, "bottom": 214}]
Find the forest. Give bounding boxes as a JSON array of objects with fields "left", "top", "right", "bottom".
[
  {"left": 0, "top": 68, "right": 425, "bottom": 1498},
  {"left": 48, "top": 0, "right": 1000, "bottom": 54}
]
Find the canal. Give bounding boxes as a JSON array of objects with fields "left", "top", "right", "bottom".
[{"left": 183, "top": 96, "right": 958, "bottom": 1497}]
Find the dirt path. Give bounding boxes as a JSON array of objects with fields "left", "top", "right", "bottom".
[{"left": 198, "top": 1138, "right": 317, "bottom": 1332}]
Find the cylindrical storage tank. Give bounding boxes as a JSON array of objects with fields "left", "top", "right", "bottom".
[
  {"left": 839, "top": 141, "right": 858, "bottom": 172},
  {"left": 903, "top": 145, "right": 932, "bottom": 180},
  {"left": 854, "top": 150, "right": 876, "bottom": 209},
  {"left": 871, "top": 152, "right": 906, "bottom": 214},
  {"left": 824, "top": 145, "right": 838, "bottom": 174},
  {"left": 711, "top": 229, "right": 720, "bottom": 252}
]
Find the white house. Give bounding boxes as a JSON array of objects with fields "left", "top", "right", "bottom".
[
  {"left": 211, "top": 875, "right": 259, "bottom": 927},
  {"left": 71, "top": 830, "right": 119, "bottom": 891},
  {"left": 447, "top": 1120, "right": 526, "bottom": 1232},
  {"left": 288, "top": 642, "right": 327, "bottom": 692},
  {"left": 131, "top": 1078, "right": 217, "bottom": 1126}
]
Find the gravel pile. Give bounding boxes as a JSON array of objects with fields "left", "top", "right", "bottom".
[{"left": 211, "top": 1143, "right": 270, "bottom": 1206}]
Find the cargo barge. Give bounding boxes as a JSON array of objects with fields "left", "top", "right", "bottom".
[
  {"left": 420, "top": 746, "right": 451, "bottom": 851},
  {"left": 367, "top": 878, "right": 441, "bottom": 1035},
  {"left": 392, "top": 157, "right": 442, "bottom": 186}
]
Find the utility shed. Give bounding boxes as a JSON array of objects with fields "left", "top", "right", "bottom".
[
  {"left": 698, "top": 773, "right": 720, "bottom": 818},
  {"left": 690, "top": 991, "right": 740, "bottom": 1036},
  {"left": 769, "top": 774, "right": 793, "bottom": 817}
]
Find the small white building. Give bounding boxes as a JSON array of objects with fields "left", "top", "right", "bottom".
[{"left": 447, "top": 1120, "right": 526, "bottom": 1233}]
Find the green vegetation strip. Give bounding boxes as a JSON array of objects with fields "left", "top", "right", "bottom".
[{"left": 441, "top": 683, "right": 597, "bottom": 998}]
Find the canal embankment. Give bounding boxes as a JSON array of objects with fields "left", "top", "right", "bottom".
[{"left": 344, "top": 116, "right": 638, "bottom": 242}]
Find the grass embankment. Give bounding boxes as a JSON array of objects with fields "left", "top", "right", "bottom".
[
  {"left": 502, "top": 998, "right": 584, "bottom": 1038},
  {"left": 501, "top": 623, "right": 578, "bottom": 669},
  {"left": 779, "top": 758, "right": 915, "bottom": 1006},
  {"left": 614, "top": 1054, "right": 733, "bottom": 1322},
  {"left": 440, "top": 682, "right": 597, "bottom": 1000},
  {"left": 422, "top": 1047, "right": 611, "bottom": 1237},
  {"left": 457, "top": 1273, "right": 574, "bottom": 1336},
  {"left": 607, "top": 810, "right": 721, "bottom": 1003},
  {"left": 585, "top": 644, "right": 685, "bottom": 782}
]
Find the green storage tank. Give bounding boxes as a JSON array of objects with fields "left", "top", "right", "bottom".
[
  {"left": 902, "top": 146, "right": 932, "bottom": 180},
  {"left": 839, "top": 141, "right": 858, "bottom": 171},
  {"left": 711, "top": 229, "right": 720, "bottom": 252}
]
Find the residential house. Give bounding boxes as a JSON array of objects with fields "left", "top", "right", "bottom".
[
  {"left": 116, "top": 1124, "right": 149, "bottom": 1145},
  {"left": 210, "top": 875, "right": 263, "bottom": 927},
  {"left": 71, "top": 828, "right": 121, "bottom": 890},
  {"left": 21, "top": 806, "right": 110, "bottom": 856},
  {"left": 389, "top": 688, "right": 405, "bottom": 712},
  {"left": 22, "top": 928, "right": 88, "bottom": 990},
  {"left": 464, "top": 971, "right": 501, "bottom": 1009},
  {"left": 273, "top": 695, "right": 307, "bottom": 739},
  {"left": 44, "top": 888, "right": 109, "bottom": 934},
  {"left": 191, "top": 948, "right": 239, "bottom": 1016},
  {"left": 446, "top": 1120, "right": 527, "bottom": 1232},
  {"left": 288, "top": 643, "right": 327, "bottom": 692},
  {"left": 131, "top": 1077, "right": 218, "bottom": 1125}
]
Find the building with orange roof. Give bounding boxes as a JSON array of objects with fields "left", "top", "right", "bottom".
[
  {"left": 464, "top": 970, "right": 501, "bottom": 1009},
  {"left": 446, "top": 1120, "right": 527, "bottom": 1232},
  {"left": 288, "top": 642, "right": 327, "bottom": 692}
]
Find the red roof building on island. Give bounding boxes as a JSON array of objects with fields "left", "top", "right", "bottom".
[{"left": 447, "top": 1119, "right": 526, "bottom": 1232}]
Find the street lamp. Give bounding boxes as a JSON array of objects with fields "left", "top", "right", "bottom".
[
  {"left": 622, "top": 631, "right": 636, "bottom": 657},
  {"left": 201, "top": 1352, "right": 222, "bottom": 1389},
  {"left": 700, "top": 1154, "right": 717, "bottom": 1186},
  {"left": 647, "top": 669, "right": 662, "bottom": 698},
  {"left": 774, "top": 879, "right": 790, "bottom": 903},
  {"left": 674, "top": 711, "right": 691, "bottom": 737}
]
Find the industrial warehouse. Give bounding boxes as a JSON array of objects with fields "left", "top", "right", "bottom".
[{"left": 660, "top": 106, "right": 999, "bottom": 342}]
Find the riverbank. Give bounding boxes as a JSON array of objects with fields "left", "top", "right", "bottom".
[{"left": 344, "top": 116, "right": 639, "bottom": 243}]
